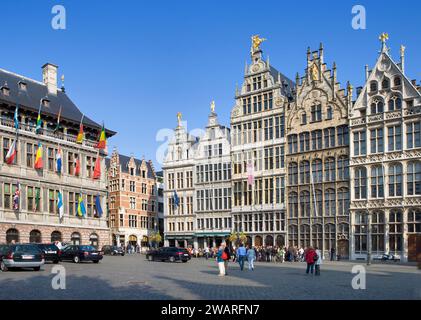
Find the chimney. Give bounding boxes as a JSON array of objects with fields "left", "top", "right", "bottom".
[{"left": 42, "top": 63, "right": 58, "bottom": 95}]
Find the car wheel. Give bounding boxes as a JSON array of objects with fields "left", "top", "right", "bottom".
[
  {"left": 53, "top": 260, "right": 59, "bottom": 264},
  {"left": 93, "top": 260, "right": 99, "bottom": 264},
  {"left": 33, "top": 267, "right": 41, "bottom": 271},
  {"left": 111, "top": 252, "right": 115, "bottom": 256},
  {"left": 182, "top": 260, "right": 188, "bottom": 263},
  {"left": 169, "top": 256, "right": 175, "bottom": 263},
  {"left": 0, "top": 261, "right": 7, "bottom": 272},
  {"left": 147, "top": 255, "right": 153, "bottom": 262},
  {"left": 73, "top": 256, "right": 80, "bottom": 263}
]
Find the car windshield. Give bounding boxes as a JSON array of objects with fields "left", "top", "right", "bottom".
[{"left": 79, "top": 246, "right": 95, "bottom": 251}]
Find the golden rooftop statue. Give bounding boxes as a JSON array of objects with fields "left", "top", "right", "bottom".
[
  {"left": 251, "top": 35, "right": 267, "bottom": 51},
  {"left": 400, "top": 45, "right": 406, "bottom": 56},
  {"left": 177, "top": 112, "right": 182, "bottom": 127},
  {"left": 210, "top": 100, "right": 215, "bottom": 113},
  {"left": 379, "top": 32, "right": 389, "bottom": 43}
]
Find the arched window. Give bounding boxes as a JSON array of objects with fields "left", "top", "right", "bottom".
[
  {"left": 288, "top": 225, "right": 298, "bottom": 247},
  {"left": 337, "top": 188, "right": 350, "bottom": 216},
  {"left": 382, "top": 77, "right": 390, "bottom": 89},
  {"left": 288, "top": 134, "right": 298, "bottom": 154},
  {"left": 338, "top": 223, "right": 349, "bottom": 237},
  {"left": 300, "top": 224, "right": 310, "bottom": 248},
  {"left": 370, "top": 81, "right": 378, "bottom": 92},
  {"left": 6, "top": 228, "right": 19, "bottom": 244},
  {"left": 324, "top": 157, "right": 336, "bottom": 182},
  {"left": 337, "top": 156, "right": 349, "bottom": 181},
  {"left": 311, "top": 130, "right": 323, "bottom": 150},
  {"left": 325, "top": 189, "right": 336, "bottom": 216},
  {"left": 370, "top": 98, "right": 384, "bottom": 114},
  {"left": 299, "top": 132, "right": 310, "bottom": 152},
  {"left": 371, "top": 211, "right": 385, "bottom": 254},
  {"left": 393, "top": 76, "right": 401, "bottom": 87},
  {"left": 299, "top": 161, "right": 310, "bottom": 184},
  {"left": 300, "top": 191, "right": 310, "bottom": 217},
  {"left": 388, "top": 163, "right": 403, "bottom": 197},
  {"left": 288, "top": 162, "right": 298, "bottom": 185},
  {"left": 90, "top": 233, "right": 99, "bottom": 247},
  {"left": 354, "top": 212, "right": 368, "bottom": 254},
  {"left": 407, "top": 161, "right": 421, "bottom": 195},
  {"left": 324, "top": 224, "right": 336, "bottom": 252},
  {"left": 389, "top": 211, "right": 403, "bottom": 252},
  {"left": 29, "top": 230, "right": 42, "bottom": 243},
  {"left": 71, "top": 232, "right": 81, "bottom": 245},
  {"left": 51, "top": 231, "right": 62, "bottom": 242},
  {"left": 371, "top": 166, "right": 384, "bottom": 198},
  {"left": 312, "top": 224, "right": 323, "bottom": 249},
  {"left": 315, "top": 190, "right": 323, "bottom": 217},
  {"left": 288, "top": 192, "right": 298, "bottom": 218},
  {"left": 312, "top": 159, "right": 323, "bottom": 183},
  {"left": 354, "top": 167, "right": 367, "bottom": 199},
  {"left": 388, "top": 96, "right": 402, "bottom": 111}
]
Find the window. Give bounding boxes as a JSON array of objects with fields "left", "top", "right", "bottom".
[
  {"left": 288, "top": 192, "right": 298, "bottom": 218},
  {"left": 324, "top": 224, "right": 336, "bottom": 252},
  {"left": 29, "top": 230, "right": 42, "bottom": 243},
  {"left": 288, "top": 225, "right": 298, "bottom": 247},
  {"left": 337, "top": 188, "right": 349, "bottom": 216},
  {"left": 288, "top": 134, "right": 298, "bottom": 154},
  {"left": 27, "top": 186, "right": 41, "bottom": 212},
  {"left": 382, "top": 78, "right": 389, "bottom": 90},
  {"left": 312, "top": 130, "right": 322, "bottom": 150},
  {"left": 71, "top": 232, "right": 81, "bottom": 245},
  {"left": 301, "top": 113, "right": 307, "bottom": 125},
  {"left": 353, "top": 130, "right": 366, "bottom": 156},
  {"left": 337, "top": 125, "right": 349, "bottom": 146},
  {"left": 354, "top": 212, "right": 368, "bottom": 254},
  {"left": 288, "top": 162, "right": 298, "bottom": 185},
  {"left": 370, "top": 128, "right": 384, "bottom": 153},
  {"left": 407, "top": 161, "right": 421, "bottom": 195},
  {"left": 26, "top": 143, "right": 35, "bottom": 167},
  {"left": 300, "top": 161, "right": 310, "bottom": 184},
  {"left": 130, "top": 181, "right": 136, "bottom": 192},
  {"left": 311, "top": 104, "right": 322, "bottom": 122},
  {"left": 312, "top": 159, "right": 323, "bottom": 183},
  {"left": 324, "top": 189, "right": 336, "bottom": 216},
  {"left": 312, "top": 224, "right": 323, "bottom": 249},
  {"left": 48, "top": 190, "right": 57, "bottom": 214},
  {"left": 371, "top": 166, "right": 384, "bottom": 198},
  {"left": 86, "top": 156, "right": 96, "bottom": 178},
  {"left": 326, "top": 106, "right": 333, "bottom": 120},
  {"left": 407, "top": 122, "right": 421, "bottom": 149},
  {"left": 314, "top": 190, "right": 323, "bottom": 217},
  {"left": 388, "top": 163, "right": 403, "bottom": 197},
  {"left": 47, "top": 147, "right": 56, "bottom": 171},
  {"left": 407, "top": 210, "right": 421, "bottom": 233},
  {"left": 6, "top": 228, "right": 19, "bottom": 244},
  {"left": 354, "top": 167, "right": 367, "bottom": 199},
  {"left": 299, "top": 132, "right": 310, "bottom": 152},
  {"left": 370, "top": 99, "right": 384, "bottom": 114},
  {"left": 299, "top": 191, "right": 310, "bottom": 217},
  {"left": 129, "top": 215, "right": 137, "bottom": 228},
  {"left": 299, "top": 225, "right": 310, "bottom": 248},
  {"left": 51, "top": 231, "right": 62, "bottom": 242},
  {"left": 388, "top": 125, "right": 402, "bottom": 151},
  {"left": 371, "top": 212, "right": 385, "bottom": 254},
  {"left": 324, "top": 128, "right": 335, "bottom": 148},
  {"left": 130, "top": 197, "right": 136, "bottom": 209},
  {"left": 3, "top": 138, "right": 17, "bottom": 165},
  {"left": 388, "top": 96, "right": 402, "bottom": 111},
  {"left": 389, "top": 211, "right": 403, "bottom": 252},
  {"left": 393, "top": 77, "right": 401, "bottom": 87},
  {"left": 370, "top": 81, "right": 378, "bottom": 92},
  {"left": 68, "top": 192, "right": 76, "bottom": 216},
  {"left": 337, "top": 156, "right": 349, "bottom": 181},
  {"left": 324, "top": 158, "right": 336, "bottom": 182}
]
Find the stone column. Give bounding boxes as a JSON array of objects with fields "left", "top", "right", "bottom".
[{"left": 384, "top": 209, "right": 390, "bottom": 253}]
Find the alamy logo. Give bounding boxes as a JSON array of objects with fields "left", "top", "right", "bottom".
[
  {"left": 351, "top": 265, "right": 366, "bottom": 290},
  {"left": 51, "top": 265, "right": 66, "bottom": 290},
  {"left": 351, "top": 5, "right": 366, "bottom": 30},
  {"left": 51, "top": 5, "right": 66, "bottom": 30}
]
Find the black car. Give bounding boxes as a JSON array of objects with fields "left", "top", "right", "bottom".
[
  {"left": 101, "top": 245, "right": 125, "bottom": 256},
  {"left": 34, "top": 243, "right": 61, "bottom": 264},
  {"left": 0, "top": 244, "right": 45, "bottom": 271},
  {"left": 146, "top": 247, "right": 191, "bottom": 263},
  {"left": 60, "top": 245, "right": 103, "bottom": 263}
]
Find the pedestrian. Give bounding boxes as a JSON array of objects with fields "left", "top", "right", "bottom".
[
  {"left": 305, "top": 247, "right": 317, "bottom": 275},
  {"left": 232, "top": 247, "right": 237, "bottom": 262},
  {"left": 315, "top": 247, "right": 322, "bottom": 276},
  {"left": 204, "top": 246, "right": 210, "bottom": 260},
  {"left": 246, "top": 246, "right": 256, "bottom": 271},
  {"left": 279, "top": 247, "right": 285, "bottom": 263},
  {"left": 330, "top": 247, "right": 335, "bottom": 261},
  {"left": 236, "top": 243, "right": 247, "bottom": 271},
  {"left": 223, "top": 244, "right": 231, "bottom": 275},
  {"left": 216, "top": 244, "right": 226, "bottom": 276}
]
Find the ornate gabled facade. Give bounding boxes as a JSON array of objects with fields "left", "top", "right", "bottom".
[
  {"left": 163, "top": 114, "right": 197, "bottom": 247},
  {"left": 194, "top": 102, "right": 232, "bottom": 249},
  {"left": 230, "top": 36, "right": 294, "bottom": 247},
  {"left": 349, "top": 36, "right": 421, "bottom": 262},
  {"left": 106, "top": 149, "right": 158, "bottom": 250},
  {"left": 285, "top": 44, "right": 352, "bottom": 258}
]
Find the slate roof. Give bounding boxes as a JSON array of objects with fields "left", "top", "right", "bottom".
[
  {"left": 0, "top": 67, "right": 115, "bottom": 136},
  {"left": 106, "top": 153, "right": 155, "bottom": 179},
  {"left": 269, "top": 66, "right": 295, "bottom": 99}
]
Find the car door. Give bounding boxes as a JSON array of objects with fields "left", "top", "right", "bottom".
[{"left": 61, "top": 246, "right": 74, "bottom": 261}]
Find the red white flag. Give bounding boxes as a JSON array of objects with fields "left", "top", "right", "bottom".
[
  {"left": 5, "top": 140, "right": 17, "bottom": 165},
  {"left": 93, "top": 156, "right": 101, "bottom": 180}
]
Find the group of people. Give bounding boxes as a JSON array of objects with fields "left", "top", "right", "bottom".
[{"left": 121, "top": 243, "right": 141, "bottom": 254}]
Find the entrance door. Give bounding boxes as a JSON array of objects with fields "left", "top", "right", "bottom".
[
  {"left": 337, "top": 240, "right": 349, "bottom": 259},
  {"left": 408, "top": 234, "right": 420, "bottom": 262}
]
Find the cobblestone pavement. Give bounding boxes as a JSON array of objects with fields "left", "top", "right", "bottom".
[{"left": 0, "top": 255, "right": 420, "bottom": 300}]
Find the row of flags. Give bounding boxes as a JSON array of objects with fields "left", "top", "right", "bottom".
[{"left": 12, "top": 183, "right": 103, "bottom": 219}]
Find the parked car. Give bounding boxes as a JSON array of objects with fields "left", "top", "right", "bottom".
[
  {"left": 34, "top": 243, "right": 61, "bottom": 264},
  {"left": 0, "top": 244, "right": 44, "bottom": 271},
  {"left": 101, "top": 245, "right": 125, "bottom": 256},
  {"left": 59, "top": 245, "right": 103, "bottom": 263},
  {"left": 146, "top": 247, "right": 191, "bottom": 263}
]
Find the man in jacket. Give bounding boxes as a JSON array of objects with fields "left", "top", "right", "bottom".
[
  {"left": 315, "top": 247, "right": 322, "bottom": 276},
  {"left": 246, "top": 246, "right": 256, "bottom": 270},
  {"left": 305, "top": 247, "right": 317, "bottom": 275},
  {"left": 236, "top": 244, "right": 247, "bottom": 271}
]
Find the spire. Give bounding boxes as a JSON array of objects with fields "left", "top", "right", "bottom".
[
  {"left": 400, "top": 45, "right": 406, "bottom": 74},
  {"left": 365, "top": 64, "right": 369, "bottom": 81},
  {"left": 319, "top": 42, "right": 324, "bottom": 63},
  {"left": 267, "top": 55, "right": 270, "bottom": 70}
]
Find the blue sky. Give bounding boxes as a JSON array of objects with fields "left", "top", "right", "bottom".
[{"left": 1, "top": 0, "right": 420, "bottom": 169}]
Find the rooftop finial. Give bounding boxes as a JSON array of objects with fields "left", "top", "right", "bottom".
[
  {"left": 379, "top": 32, "right": 389, "bottom": 52},
  {"left": 177, "top": 112, "right": 182, "bottom": 127},
  {"left": 251, "top": 35, "right": 266, "bottom": 52},
  {"left": 60, "top": 74, "right": 65, "bottom": 92},
  {"left": 210, "top": 100, "right": 215, "bottom": 113}
]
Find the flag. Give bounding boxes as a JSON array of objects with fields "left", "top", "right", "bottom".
[
  {"left": 96, "top": 124, "right": 107, "bottom": 149},
  {"left": 77, "top": 195, "right": 86, "bottom": 217},
  {"left": 56, "top": 148, "right": 62, "bottom": 174},
  {"left": 5, "top": 140, "right": 17, "bottom": 165},
  {"left": 54, "top": 106, "right": 62, "bottom": 132},
  {"left": 57, "top": 191, "right": 64, "bottom": 219},
  {"left": 93, "top": 156, "right": 101, "bottom": 179},
  {"left": 35, "top": 105, "right": 42, "bottom": 134},
  {"left": 76, "top": 115, "right": 84, "bottom": 144},
  {"left": 173, "top": 191, "right": 180, "bottom": 208},
  {"left": 14, "top": 104, "right": 19, "bottom": 131},
  {"left": 94, "top": 195, "right": 103, "bottom": 218},
  {"left": 34, "top": 142, "right": 43, "bottom": 169},
  {"left": 247, "top": 160, "right": 255, "bottom": 186},
  {"left": 13, "top": 183, "right": 20, "bottom": 211},
  {"left": 74, "top": 157, "right": 81, "bottom": 176},
  {"left": 34, "top": 188, "right": 40, "bottom": 212}
]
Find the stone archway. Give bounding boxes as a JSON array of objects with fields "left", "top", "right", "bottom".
[
  {"left": 265, "top": 235, "right": 274, "bottom": 246},
  {"left": 254, "top": 235, "right": 263, "bottom": 247},
  {"left": 276, "top": 235, "right": 285, "bottom": 247}
]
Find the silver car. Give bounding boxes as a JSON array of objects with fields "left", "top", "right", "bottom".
[{"left": 1, "top": 244, "right": 45, "bottom": 272}]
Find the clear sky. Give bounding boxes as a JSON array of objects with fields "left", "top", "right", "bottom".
[{"left": 1, "top": 0, "right": 420, "bottom": 169}]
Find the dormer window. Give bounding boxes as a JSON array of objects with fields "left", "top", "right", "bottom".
[
  {"left": 1, "top": 83, "right": 10, "bottom": 96},
  {"left": 41, "top": 98, "right": 50, "bottom": 107},
  {"left": 18, "top": 81, "right": 27, "bottom": 91},
  {"left": 394, "top": 76, "right": 402, "bottom": 87},
  {"left": 370, "top": 81, "right": 378, "bottom": 92},
  {"left": 382, "top": 78, "right": 390, "bottom": 90},
  {"left": 130, "top": 168, "right": 135, "bottom": 176}
]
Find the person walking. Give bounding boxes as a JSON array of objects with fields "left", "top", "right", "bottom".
[
  {"left": 204, "top": 246, "right": 210, "bottom": 260},
  {"left": 223, "top": 245, "right": 231, "bottom": 275},
  {"left": 236, "top": 243, "right": 247, "bottom": 271},
  {"left": 315, "top": 247, "right": 322, "bottom": 276},
  {"left": 305, "top": 247, "right": 317, "bottom": 275},
  {"left": 330, "top": 247, "right": 335, "bottom": 261},
  {"left": 216, "top": 244, "right": 226, "bottom": 276},
  {"left": 246, "top": 246, "right": 256, "bottom": 271}
]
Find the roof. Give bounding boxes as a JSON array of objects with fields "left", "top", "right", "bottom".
[
  {"left": 106, "top": 153, "right": 155, "bottom": 179},
  {"left": 0, "top": 67, "right": 116, "bottom": 136},
  {"left": 269, "top": 66, "right": 295, "bottom": 99}
]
